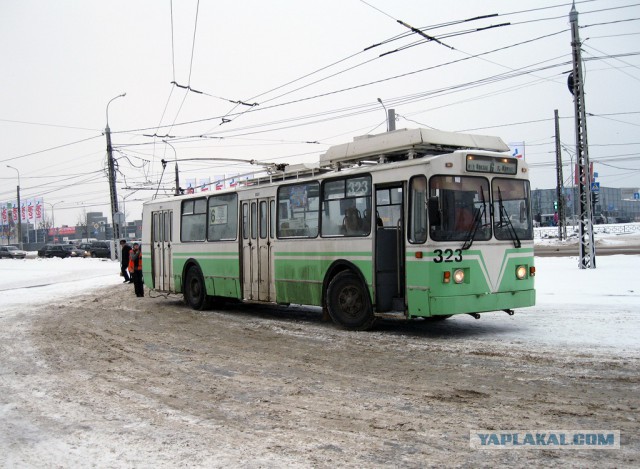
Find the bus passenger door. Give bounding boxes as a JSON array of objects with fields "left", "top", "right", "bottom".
[
  {"left": 241, "top": 198, "right": 275, "bottom": 301},
  {"left": 257, "top": 198, "right": 275, "bottom": 301},
  {"left": 241, "top": 201, "right": 253, "bottom": 299},
  {"left": 152, "top": 209, "right": 173, "bottom": 291},
  {"left": 374, "top": 184, "right": 405, "bottom": 312}
]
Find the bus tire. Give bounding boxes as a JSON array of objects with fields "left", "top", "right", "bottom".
[
  {"left": 327, "top": 271, "right": 375, "bottom": 331},
  {"left": 184, "top": 265, "right": 211, "bottom": 310}
]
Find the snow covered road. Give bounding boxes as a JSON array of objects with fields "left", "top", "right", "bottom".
[{"left": 0, "top": 252, "right": 638, "bottom": 467}]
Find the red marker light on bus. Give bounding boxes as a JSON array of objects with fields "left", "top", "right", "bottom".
[{"left": 443, "top": 271, "right": 451, "bottom": 283}]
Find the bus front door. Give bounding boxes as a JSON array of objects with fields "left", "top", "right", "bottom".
[
  {"left": 152, "top": 209, "right": 173, "bottom": 292},
  {"left": 241, "top": 198, "right": 275, "bottom": 301},
  {"left": 374, "top": 184, "right": 405, "bottom": 312}
]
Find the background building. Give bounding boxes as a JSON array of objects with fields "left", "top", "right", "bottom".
[{"left": 532, "top": 186, "right": 639, "bottom": 225}]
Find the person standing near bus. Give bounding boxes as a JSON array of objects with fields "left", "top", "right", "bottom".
[
  {"left": 128, "top": 242, "right": 144, "bottom": 297},
  {"left": 120, "top": 239, "right": 132, "bottom": 283}
]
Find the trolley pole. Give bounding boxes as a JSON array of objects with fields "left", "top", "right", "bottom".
[
  {"left": 554, "top": 110, "right": 567, "bottom": 240},
  {"left": 569, "top": 2, "right": 596, "bottom": 268},
  {"left": 105, "top": 93, "right": 126, "bottom": 259},
  {"left": 106, "top": 124, "right": 120, "bottom": 244}
]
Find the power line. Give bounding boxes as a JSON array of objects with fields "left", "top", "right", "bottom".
[{"left": 0, "top": 135, "right": 103, "bottom": 164}]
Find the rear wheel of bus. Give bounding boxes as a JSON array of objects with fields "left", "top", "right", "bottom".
[
  {"left": 326, "top": 271, "right": 375, "bottom": 331},
  {"left": 184, "top": 264, "right": 211, "bottom": 310}
]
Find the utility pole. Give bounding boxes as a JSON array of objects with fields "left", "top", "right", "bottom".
[
  {"left": 554, "top": 110, "right": 567, "bottom": 240},
  {"left": 105, "top": 93, "right": 126, "bottom": 258},
  {"left": 6, "top": 165, "right": 23, "bottom": 249},
  {"left": 569, "top": 2, "right": 595, "bottom": 269}
]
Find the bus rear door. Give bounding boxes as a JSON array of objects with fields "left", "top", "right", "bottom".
[
  {"left": 241, "top": 198, "right": 275, "bottom": 301},
  {"left": 151, "top": 209, "right": 173, "bottom": 291}
]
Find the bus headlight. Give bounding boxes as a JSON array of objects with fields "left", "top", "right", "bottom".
[
  {"left": 453, "top": 269, "right": 465, "bottom": 284},
  {"left": 516, "top": 265, "right": 527, "bottom": 280}
]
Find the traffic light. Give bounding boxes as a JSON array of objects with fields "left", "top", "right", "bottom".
[
  {"left": 553, "top": 200, "right": 558, "bottom": 210},
  {"left": 591, "top": 192, "right": 599, "bottom": 207}
]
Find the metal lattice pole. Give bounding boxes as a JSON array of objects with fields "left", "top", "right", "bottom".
[{"left": 570, "top": 3, "right": 596, "bottom": 268}]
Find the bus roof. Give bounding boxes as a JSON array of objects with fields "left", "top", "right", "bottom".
[{"left": 320, "top": 128, "right": 510, "bottom": 168}]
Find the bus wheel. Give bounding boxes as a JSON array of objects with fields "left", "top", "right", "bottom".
[
  {"left": 327, "top": 271, "right": 375, "bottom": 331},
  {"left": 184, "top": 265, "right": 211, "bottom": 310}
]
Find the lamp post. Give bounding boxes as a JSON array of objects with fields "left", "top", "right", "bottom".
[
  {"left": 163, "top": 140, "right": 181, "bottom": 196},
  {"left": 6, "top": 165, "right": 23, "bottom": 249},
  {"left": 44, "top": 201, "right": 64, "bottom": 242},
  {"left": 376, "top": 98, "right": 396, "bottom": 132},
  {"left": 105, "top": 92, "right": 126, "bottom": 256}
]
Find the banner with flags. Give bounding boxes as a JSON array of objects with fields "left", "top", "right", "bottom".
[
  {"left": 508, "top": 142, "right": 525, "bottom": 160},
  {"left": 35, "top": 198, "right": 44, "bottom": 221},
  {"left": 199, "top": 177, "right": 211, "bottom": 192},
  {"left": 1, "top": 204, "right": 9, "bottom": 226},
  {"left": 214, "top": 174, "right": 225, "bottom": 191},
  {"left": 185, "top": 178, "right": 197, "bottom": 194}
]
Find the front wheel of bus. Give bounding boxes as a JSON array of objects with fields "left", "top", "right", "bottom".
[
  {"left": 184, "top": 265, "right": 211, "bottom": 310},
  {"left": 327, "top": 271, "right": 375, "bottom": 331}
]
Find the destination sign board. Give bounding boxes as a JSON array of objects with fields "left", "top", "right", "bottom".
[{"left": 466, "top": 154, "right": 518, "bottom": 175}]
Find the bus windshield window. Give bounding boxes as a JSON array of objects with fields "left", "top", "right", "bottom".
[
  {"left": 207, "top": 193, "right": 238, "bottom": 241},
  {"left": 429, "top": 175, "right": 490, "bottom": 242},
  {"left": 321, "top": 175, "right": 372, "bottom": 237},
  {"left": 277, "top": 182, "right": 319, "bottom": 238},
  {"left": 492, "top": 178, "right": 533, "bottom": 240}
]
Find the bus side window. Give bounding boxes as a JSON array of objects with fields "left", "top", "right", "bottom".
[
  {"left": 277, "top": 182, "right": 319, "bottom": 238},
  {"left": 321, "top": 175, "right": 371, "bottom": 237}
]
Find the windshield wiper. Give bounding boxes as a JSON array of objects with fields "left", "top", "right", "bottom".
[
  {"left": 497, "top": 187, "right": 521, "bottom": 248},
  {"left": 462, "top": 186, "right": 487, "bottom": 251}
]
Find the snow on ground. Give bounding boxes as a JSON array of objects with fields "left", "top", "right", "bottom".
[
  {"left": 536, "top": 222, "right": 640, "bottom": 246},
  {"left": 0, "top": 257, "right": 122, "bottom": 308},
  {"left": 0, "top": 232, "right": 638, "bottom": 355}
]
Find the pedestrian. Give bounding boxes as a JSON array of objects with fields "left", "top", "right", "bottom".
[
  {"left": 553, "top": 211, "right": 559, "bottom": 226},
  {"left": 128, "top": 242, "right": 144, "bottom": 297},
  {"left": 120, "top": 239, "right": 132, "bottom": 283}
]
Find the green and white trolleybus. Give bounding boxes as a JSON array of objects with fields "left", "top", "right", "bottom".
[{"left": 142, "top": 128, "right": 535, "bottom": 330}]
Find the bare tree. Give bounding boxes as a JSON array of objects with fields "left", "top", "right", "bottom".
[
  {"left": 76, "top": 209, "right": 89, "bottom": 241},
  {"left": 38, "top": 216, "right": 53, "bottom": 243}
]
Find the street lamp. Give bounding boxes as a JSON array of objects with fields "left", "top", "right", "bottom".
[
  {"left": 43, "top": 201, "right": 64, "bottom": 241},
  {"left": 163, "top": 139, "right": 181, "bottom": 196},
  {"left": 6, "top": 165, "right": 23, "bottom": 249},
  {"left": 105, "top": 92, "right": 126, "bottom": 257},
  {"left": 376, "top": 98, "right": 396, "bottom": 132},
  {"left": 377, "top": 98, "right": 389, "bottom": 132}
]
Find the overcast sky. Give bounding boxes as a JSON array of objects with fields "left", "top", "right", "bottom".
[{"left": 1, "top": 0, "right": 639, "bottom": 227}]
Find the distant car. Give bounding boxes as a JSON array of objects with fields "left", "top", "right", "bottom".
[
  {"left": 0, "top": 245, "right": 27, "bottom": 259},
  {"left": 38, "top": 244, "right": 86, "bottom": 258},
  {"left": 74, "top": 242, "right": 92, "bottom": 257},
  {"left": 89, "top": 241, "right": 111, "bottom": 258}
]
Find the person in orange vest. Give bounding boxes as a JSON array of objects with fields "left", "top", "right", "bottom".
[{"left": 128, "top": 242, "right": 144, "bottom": 297}]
